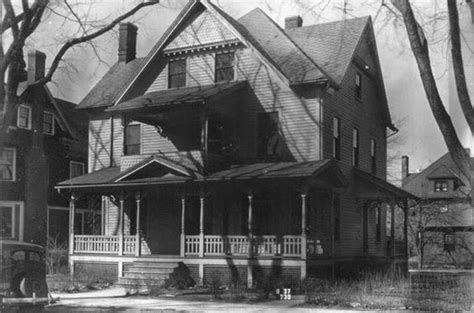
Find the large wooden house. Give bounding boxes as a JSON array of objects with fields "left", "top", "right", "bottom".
[
  {"left": 57, "top": 0, "right": 415, "bottom": 287},
  {"left": 0, "top": 50, "right": 88, "bottom": 247},
  {"left": 402, "top": 154, "right": 473, "bottom": 269}
]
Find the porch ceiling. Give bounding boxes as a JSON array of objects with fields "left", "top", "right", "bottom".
[
  {"left": 353, "top": 168, "right": 418, "bottom": 201},
  {"left": 106, "top": 81, "right": 248, "bottom": 114}
]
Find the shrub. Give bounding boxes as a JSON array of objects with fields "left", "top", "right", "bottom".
[
  {"left": 164, "top": 262, "right": 195, "bottom": 289},
  {"left": 45, "top": 235, "right": 68, "bottom": 275}
]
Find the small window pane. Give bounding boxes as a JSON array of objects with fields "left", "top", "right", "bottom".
[
  {"left": 18, "top": 106, "right": 30, "bottom": 129},
  {"left": 168, "top": 59, "right": 186, "bottom": 88},
  {"left": 0, "top": 206, "right": 13, "bottom": 238},
  {"left": 70, "top": 161, "right": 85, "bottom": 179},
  {"left": 215, "top": 52, "right": 235, "bottom": 82},
  {"left": 125, "top": 124, "right": 141, "bottom": 155},
  {"left": 434, "top": 181, "right": 449, "bottom": 192},
  {"left": 43, "top": 112, "right": 54, "bottom": 135},
  {"left": 355, "top": 72, "right": 362, "bottom": 99},
  {"left": 11, "top": 250, "right": 26, "bottom": 261},
  {"left": 0, "top": 148, "right": 15, "bottom": 181}
]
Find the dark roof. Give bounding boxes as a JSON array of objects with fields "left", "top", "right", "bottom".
[
  {"left": 58, "top": 167, "right": 120, "bottom": 186},
  {"left": 285, "top": 16, "right": 369, "bottom": 84},
  {"left": 427, "top": 165, "right": 463, "bottom": 181},
  {"left": 354, "top": 168, "right": 418, "bottom": 200},
  {"left": 237, "top": 8, "right": 326, "bottom": 85},
  {"left": 206, "top": 160, "right": 332, "bottom": 180},
  {"left": 106, "top": 81, "right": 246, "bottom": 113},
  {"left": 78, "top": 58, "right": 144, "bottom": 109},
  {"left": 54, "top": 97, "right": 88, "bottom": 140}
]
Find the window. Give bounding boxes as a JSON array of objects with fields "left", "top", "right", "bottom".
[
  {"left": 370, "top": 139, "right": 376, "bottom": 175},
  {"left": 375, "top": 205, "right": 381, "bottom": 242},
  {"left": 333, "top": 117, "right": 341, "bottom": 160},
  {"left": 70, "top": 161, "right": 85, "bottom": 179},
  {"left": 434, "top": 180, "right": 449, "bottom": 192},
  {"left": 43, "top": 112, "right": 55, "bottom": 135},
  {"left": 257, "top": 112, "right": 280, "bottom": 159},
  {"left": 17, "top": 105, "right": 31, "bottom": 129},
  {"left": 353, "top": 128, "right": 359, "bottom": 167},
  {"left": 215, "top": 52, "right": 235, "bottom": 82},
  {"left": 444, "top": 230, "right": 455, "bottom": 252},
  {"left": 168, "top": 58, "right": 186, "bottom": 88},
  {"left": 334, "top": 197, "right": 341, "bottom": 241},
  {"left": 124, "top": 124, "right": 141, "bottom": 155},
  {"left": 355, "top": 72, "right": 362, "bottom": 100},
  {"left": 0, "top": 206, "right": 13, "bottom": 238},
  {"left": 0, "top": 148, "right": 16, "bottom": 181}
]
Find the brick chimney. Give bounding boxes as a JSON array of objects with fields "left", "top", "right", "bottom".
[
  {"left": 401, "top": 156, "right": 409, "bottom": 181},
  {"left": 285, "top": 16, "right": 303, "bottom": 29},
  {"left": 27, "top": 50, "right": 46, "bottom": 85},
  {"left": 118, "top": 23, "right": 137, "bottom": 63}
]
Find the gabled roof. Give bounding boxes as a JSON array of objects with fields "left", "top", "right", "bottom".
[
  {"left": 78, "top": 57, "right": 144, "bottom": 109},
  {"left": 52, "top": 96, "right": 88, "bottom": 141},
  {"left": 427, "top": 164, "right": 463, "bottom": 181},
  {"left": 285, "top": 16, "right": 369, "bottom": 84},
  {"left": 354, "top": 168, "right": 418, "bottom": 200}
]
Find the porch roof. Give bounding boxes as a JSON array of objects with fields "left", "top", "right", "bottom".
[
  {"left": 353, "top": 168, "right": 419, "bottom": 201},
  {"left": 106, "top": 81, "right": 247, "bottom": 113},
  {"left": 55, "top": 159, "right": 346, "bottom": 191}
]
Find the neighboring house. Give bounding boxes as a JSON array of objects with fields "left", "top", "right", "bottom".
[
  {"left": 401, "top": 154, "right": 473, "bottom": 269},
  {"left": 56, "top": 0, "right": 415, "bottom": 287},
  {"left": 0, "top": 50, "right": 88, "bottom": 247}
]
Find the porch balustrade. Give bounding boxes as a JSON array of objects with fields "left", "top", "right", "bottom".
[
  {"left": 73, "top": 235, "right": 137, "bottom": 255},
  {"left": 184, "top": 235, "right": 304, "bottom": 257}
]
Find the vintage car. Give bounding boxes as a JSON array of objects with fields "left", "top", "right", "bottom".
[{"left": 1, "top": 240, "right": 50, "bottom": 308}]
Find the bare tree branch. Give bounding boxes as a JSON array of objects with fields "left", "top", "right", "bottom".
[
  {"left": 39, "top": 1, "right": 158, "bottom": 85},
  {"left": 447, "top": 0, "right": 474, "bottom": 135},
  {"left": 391, "top": 0, "right": 472, "bottom": 186}
]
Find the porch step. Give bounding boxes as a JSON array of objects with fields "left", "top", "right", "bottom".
[{"left": 119, "top": 260, "right": 179, "bottom": 288}]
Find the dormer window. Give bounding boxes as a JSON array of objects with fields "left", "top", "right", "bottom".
[
  {"left": 168, "top": 58, "right": 186, "bottom": 88},
  {"left": 434, "top": 180, "right": 448, "bottom": 192},
  {"left": 215, "top": 52, "right": 235, "bottom": 82},
  {"left": 43, "top": 112, "right": 55, "bottom": 135},
  {"left": 17, "top": 105, "right": 31, "bottom": 129}
]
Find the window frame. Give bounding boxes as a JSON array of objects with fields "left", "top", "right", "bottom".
[
  {"left": 375, "top": 205, "right": 381, "bottom": 242},
  {"left": 443, "top": 230, "right": 455, "bottom": 252},
  {"left": 69, "top": 161, "right": 85, "bottom": 179},
  {"left": 124, "top": 124, "right": 141, "bottom": 156},
  {"left": 257, "top": 111, "right": 280, "bottom": 159},
  {"left": 43, "top": 111, "right": 55, "bottom": 135},
  {"left": 17, "top": 104, "right": 32, "bottom": 129},
  {"left": 0, "top": 205, "right": 14, "bottom": 238},
  {"left": 168, "top": 58, "right": 187, "bottom": 89},
  {"left": 370, "top": 139, "right": 376, "bottom": 175},
  {"left": 215, "top": 51, "right": 235, "bottom": 83},
  {"left": 434, "top": 180, "right": 449, "bottom": 192},
  {"left": 0, "top": 148, "right": 16, "bottom": 182},
  {"left": 352, "top": 128, "right": 359, "bottom": 167},
  {"left": 332, "top": 117, "right": 341, "bottom": 160},
  {"left": 355, "top": 72, "right": 362, "bottom": 100}
]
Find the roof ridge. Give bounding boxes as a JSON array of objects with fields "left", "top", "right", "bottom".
[{"left": 296, "top": 15, "right": 370, "bottom": 29}]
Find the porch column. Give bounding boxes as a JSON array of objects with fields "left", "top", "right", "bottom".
[
  {"left": 135, "top": 192, "right": 141, "bottom": 257},
  {"left": 199, "top": 196, "right": 205, "bottom": 258},
  {"left": 300, "top": 193, "right": 307, "bottom": 280},
  {"left": 390, "top": 202, "right": 396, "bottom": 261},
  {"left": 180, "top": 197, "right": 186, "bottom": 257},
  {"left": 248, "top": 195, "right": 253, "bottom": 258},
  {"left": 68, "top": 193, "right": 76, "bottom": 277},
  {"left": 119, "top": 192, "right": 124, "bottom": 256}
]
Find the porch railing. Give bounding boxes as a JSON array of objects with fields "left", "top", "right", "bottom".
[
  {"left": 185, "top": 235, "right": 303, "bottom": 257},
  {"left": 73, "top": 235, "right": 136, "bottom": 255}
]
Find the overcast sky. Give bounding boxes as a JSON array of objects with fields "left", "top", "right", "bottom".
[{"left": 25, "top": 0, "right": 474, "bottom": 181}]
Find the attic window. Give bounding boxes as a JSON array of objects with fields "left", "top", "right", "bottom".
[
  {"left": 43, "top": 112, "right": 55, "bottom": 135},
  {"left": 215, "top": 52, "right": 235, "bottom": 82},
  {"left": 168, "top": 58, "right": 186, "bottom": 88},
  {"left": 355, "top": 72, "right": 362, "bottom": 100},
  {"left": 434, "top": 180, "right": 448, "bottom": 192}
]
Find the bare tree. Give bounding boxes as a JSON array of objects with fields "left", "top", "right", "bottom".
[{"left": 391, "top": 0, "right": 473, "bottom": 188}]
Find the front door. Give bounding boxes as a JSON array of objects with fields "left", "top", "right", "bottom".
[{"left": 145, "top": 192, "right": 180, "bottom": 255}]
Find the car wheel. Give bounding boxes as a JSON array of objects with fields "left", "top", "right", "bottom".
[{"left": 18, "top": 273, "right": 48, "bottom": 298}]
